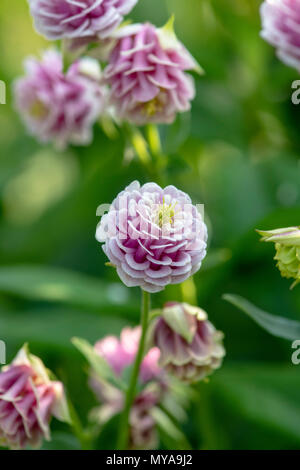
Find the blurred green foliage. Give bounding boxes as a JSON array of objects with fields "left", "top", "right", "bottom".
[{"left": 0, "top": 0, "right": 300, "bottom": 450}]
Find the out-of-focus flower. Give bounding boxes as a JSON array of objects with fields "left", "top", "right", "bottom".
[
  {"left": 89, "top": 327, "right": 163, "bottom": 449},
  {"left": 94, "top": 326, "right": 161, "bottom": 383},
  {"left": 28, "top": 0, "right": 138, "bottom": 41},
  {"left": 153, "top": 302, "right": 225, "bottom": 383},
  {"left": 96, "top": 181, "right": 207, "bottom": 293},
  {"left": 257, "top": 227, "right": 300, "bottom": 288},
  {"left": 260, "top": 0, "right": 300, "bottom": 70},
  {"left": 104, "top": 19, "right": 202, "bottom": 124},
  {"left": 14, "top": 50, "right": 106, "bottom": 149},
  {"left": 0, "top": 345, "right": 69, "bottom": 449}
]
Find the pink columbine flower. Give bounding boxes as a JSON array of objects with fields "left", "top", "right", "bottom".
[
  {"left": 104, "top": 19, "right": 202, "bottom": 124},
  {"left": 94, "top": 326, "right": 162, "bottom": 383},
  {"left": 0, "top": 345, "right": 69, "bottom": 449},
  {"left": 153, "top": 302, "right": 225, "bottom": 383},
  {"left": 14, "top": 49, "right": 106, "bottom": 149},
  {"left": 90, "top": 327, "right": 163, "bottom": 449},
  {"left": 28, "top": 0, "right": 138, "bottom": 41},
  {"left": 260, "top": 0, "right": 300, "bottom": 70},
  {"left": 96, "top": 181, "right": 207, "bottom": 293}
]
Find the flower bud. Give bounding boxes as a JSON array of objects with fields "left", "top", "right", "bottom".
[
  {"left": 0, "top": 345, "right": 69, "bottom": 449},
  {"left": 153, "top": 302, "right": 225, "bottom": 383},
  {"left": 257, "top": 227, "right": 300, "bottom": 288}
]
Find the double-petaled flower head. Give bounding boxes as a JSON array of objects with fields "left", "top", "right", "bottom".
[
  {"left": 14, "top": 49, "right": 106, "bottom": 149},
  {"left": 260, "top": 0, "right": 300, "bottom": 70},
  {"left": 89, "top": 327, "right": 164, "bottom": 449},
  {"left": 28, "top": 0, "right": 138, "bottom": 41},
  {"left": 104, "top": 19, "right": 201, "bottom": 124},
  {"left": 96, "top": 181, "right": 207, "bottom": 293},
  {"left": 153, "top": 302, "right": 225, "bottom": 383},
  {"left": 0, "top": 345, "right": 69, "bottom": 449},
  {"left": 257, "top": 226, "right": 300, "bottom": 288}
]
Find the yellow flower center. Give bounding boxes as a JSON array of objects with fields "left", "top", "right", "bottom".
[
  {"left": 143, "top": 91, "right": 166, "bottom": 117},
  {"left": 29, "top": 100, "right": 48, "bottom": 119},
  {"left": 155, "top": 199, "right": 177, "bottom": 228}
]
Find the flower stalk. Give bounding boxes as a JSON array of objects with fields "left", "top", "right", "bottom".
[{"left": 117, "top": 290, "right": 151, "bottom": 449}]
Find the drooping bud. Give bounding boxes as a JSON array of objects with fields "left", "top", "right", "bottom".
[
  {"left": 153, "top": 302, "right": 225, "bottom": 383},
  {"left": 0, "top": 345, "right": 69, "bottom": 449},
  {"left": 257, "top": 227, "right": 300, "bottom": 288},
  {"left": 104, "top": 19, "right": 202, "bottom": 125}
]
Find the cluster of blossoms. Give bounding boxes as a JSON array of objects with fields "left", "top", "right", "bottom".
[
  {"left": 7, "top": 0, "right": 227, "bottom": 451},
  {"left": 14, "top": 1, "right": 201, "bottom": 147},
  {"left": 260, "top": 0, "right": 300, "bottom": 71},
  {"left": 89, "top": 302, "right": 225, "bottom": 448},
  {"left": 90, "top": 181, "right": 224, "bottom": 448},
  {"left": 0, "top": 346, "right": 68, "bottom": 449},
  {"left": 258, "top": 227, "right": 300, "bottom": 289}
]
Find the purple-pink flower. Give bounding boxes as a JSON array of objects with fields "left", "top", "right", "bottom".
[
  {"left": 96, "top": 181, "right": 207, "bottom": 293},
  {"left": 90, "top": 327, "right": 163, "bottom": 449},
  {"left": 28, "top": 0, "right": 138, "bottom": 41},
  {"left": 260, "top": 0, "right": 300, "bottom": 70},
  {"left": 94, "top": 326, "right": 161, "bottom": 383},
  {"left": 0, "top": 346, "right": 69, "bottom": 449},
  {"left": 104, "top": 21, "right": 200, "bottom": 124},
  {"left": 14, "top": 49, "right": 106, "bottom": 148},
  {"left": 153, "top": 302, "right": 225, "bottom": 383}
]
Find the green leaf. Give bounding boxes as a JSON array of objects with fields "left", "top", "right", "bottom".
[
  {"left": 0, "top": 307, "right": 129, "bottom": 355},
  {"left": 212, "top": 364, "right": 300, "bottom": 445},
  {"left": 151, "top": 407, "right": 191, "bottom": 450},
  {"left": 72, "top": 337, "right": 126, "bottom": 391},
  {"left": 0, "top": 265, "right": 138, "bottom": 319},
  {"left": 223, "top": 294, "right": 300, "bottom": 340},
  {"left": 41, "top": 432, "right": 81, "bottom": 450}
]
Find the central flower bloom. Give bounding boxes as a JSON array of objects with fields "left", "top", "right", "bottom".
[{"left": 96, "top": 181, "right": 207, "bottom": 292}]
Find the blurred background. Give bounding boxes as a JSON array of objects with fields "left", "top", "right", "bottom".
[{"left": 0, "top": 0, "right": 300, "bottom": 450}]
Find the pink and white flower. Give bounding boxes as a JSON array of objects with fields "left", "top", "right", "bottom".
[
  {"left": 28, "top": 0, "right": 138, "bottom": 41},
  {"left": 96, "top": 181, "right": 207, "bottom": 293},
  {"left": 90, "top": 327, "right": 163, "bottom": 449},
  {"left": 94, "top": 326, "right": 161, "bottom": 383},
  {"left": 104, "top": 20, "right": 201, "bottom": 124},
  {"left": 0, "top": 345, "right": 69, "bottom": 449},
  {"left": 14, "top": 49, "right": 106, "bottom": 148},
  {"left": 153, "top": 302, "right": 225, "bottom": 383},
  {"left": 260, "top": 0, "right": 300, "bottom": 70}
]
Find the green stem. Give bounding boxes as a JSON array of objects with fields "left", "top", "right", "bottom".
[
  {"left": 146, "top": 124, "right": 162, "bottom": 156},
  {"left": 117, "top": 290, "right": 151, "bottom": 449},
  {"left": 68, "top": 399, "right": 93, "bottom": 450}
]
